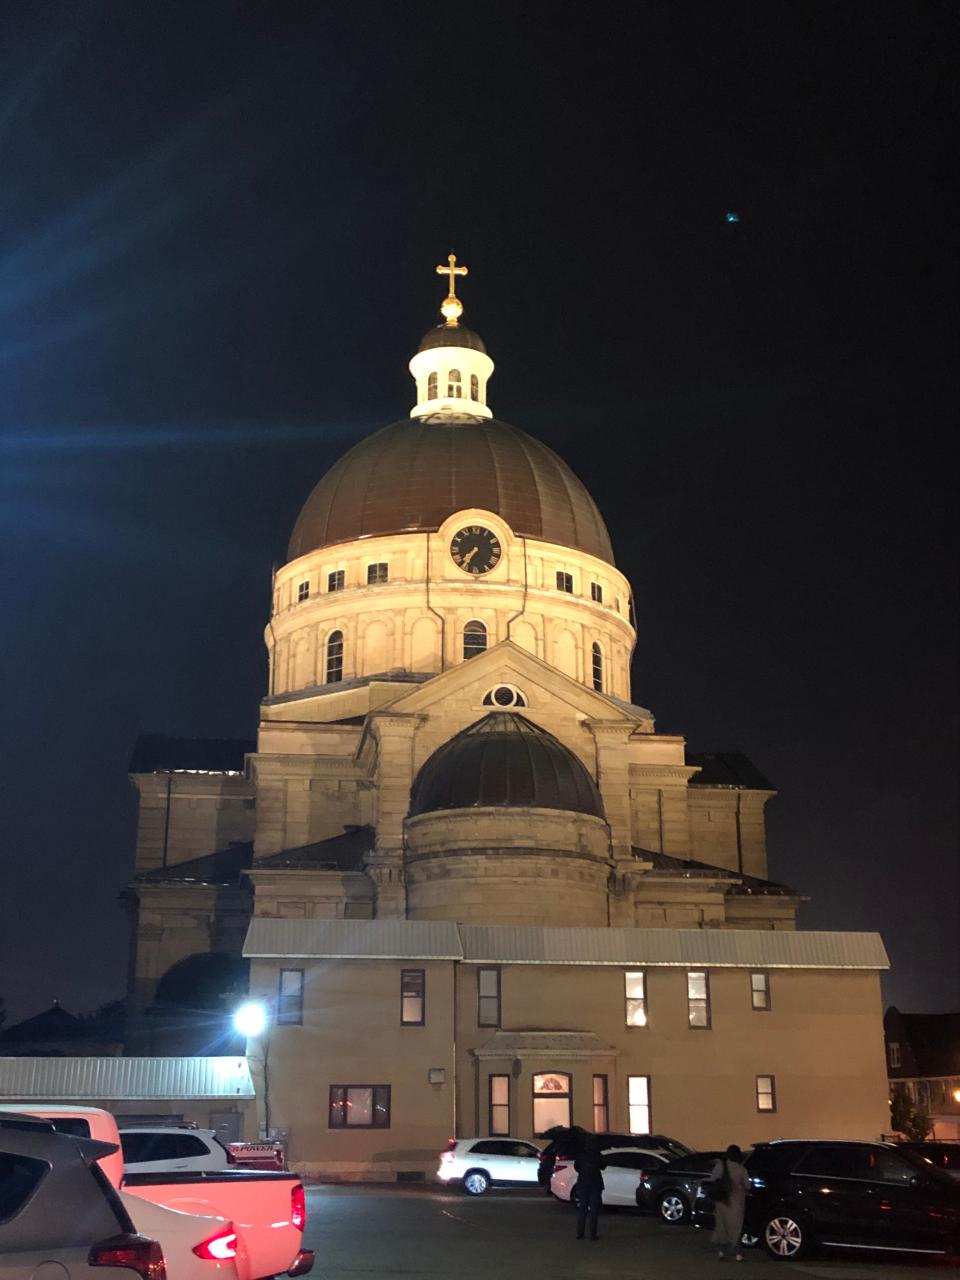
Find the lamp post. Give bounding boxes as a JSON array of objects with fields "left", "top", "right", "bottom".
[{"left": 233, "top": 1000, "right": 271, "bottom": 1139}]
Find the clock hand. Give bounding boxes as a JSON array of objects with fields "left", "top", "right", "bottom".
[{"left": 463, "top": 546, "right": 478, "bottom": 565}]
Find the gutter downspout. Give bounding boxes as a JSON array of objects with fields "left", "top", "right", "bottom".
[
  {"left": 504, "top": 536, "right": 530, "bottom": 641},
  {"left": 451, "top": 960, "right": 458, "bottom": 1138},
  {"left": 161, "top": 773, "right": 172, "bottom": 871},
  {"left": 424, "top": 532, "right": 446, "bottom": 671}
]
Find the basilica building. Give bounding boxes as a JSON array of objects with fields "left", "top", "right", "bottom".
[{"left": 128, "top": 259, "right": 890, "bottom": 1178}]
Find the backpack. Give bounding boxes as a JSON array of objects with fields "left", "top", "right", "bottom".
[{"left": 705, "top": 1159, "right": 733, "bottom": 1205}]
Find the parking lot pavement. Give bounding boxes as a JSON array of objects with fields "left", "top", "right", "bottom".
[{"left": 302, "top": 1185, "right": 947, "bottom": 1280}]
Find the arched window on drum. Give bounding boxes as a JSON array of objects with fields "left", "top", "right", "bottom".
[
  {"left": 326, "top": 630, "right": 344, "bottom": 683},
  {"left": 470, "top": 373, "right": 479, "bottom": 401},
  {"left": 463, "top": 620, "right": 487, "bottom": 660},
  {"left": 427, "top": 371, "right": 438, "bottom": 400},
  {"left": 447, "top": 369, "right": 462, "bottom": 398},
  {"left": 591, "top": 642, "right": 604, "bottom": 692}
]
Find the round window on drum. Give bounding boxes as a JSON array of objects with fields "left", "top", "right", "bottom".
[{"left": 482, "top": 684, "right": 526, "bottom": 708}]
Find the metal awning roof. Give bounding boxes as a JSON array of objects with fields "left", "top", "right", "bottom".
[
  {"left": 243, "top": 920, "right": 889, "bottom": 970},
  {"left": 0, "top": 1057, "right": 255, "bottom": 1100}
]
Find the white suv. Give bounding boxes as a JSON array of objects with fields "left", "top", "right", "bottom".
[
  {"left": 119, "top": 1126, "right": 231, "bottom": 1173},
  {"left": 437, "top": 1138, "right": 542, "bottom": 1194}
]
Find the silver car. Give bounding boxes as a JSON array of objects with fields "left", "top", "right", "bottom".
[{"left": 0, "top": 1114, "right": 159, "bottom": 1280}]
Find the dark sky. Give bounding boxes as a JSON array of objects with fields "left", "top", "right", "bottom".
[{"left": 1, "top": 2, "right": 956, "bottom": 1023}]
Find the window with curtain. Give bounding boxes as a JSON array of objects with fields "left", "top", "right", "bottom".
[
  {"left": 463, "top": 620, "right": 487, "bottom": 659},
  {"left": 628, "top": 1076, "right": 651, "bottom": 1133},
  {"left": 592, "top": 1074, "right": 609, "bottom": 1131},
  {"left": 326, "top": 630, "right": 344, "bottom": 683},
  {"left": 400, "top": 969, "right": 425, "bottom": 1025},
  {"left": 687, "top": 971, "right": 710, "bottom": 1028},
  {"left": 625, "top": 971, "right": 647, "bottom": 1026},
  {"left": 489, "top": 1075, "right": 509, "bottom": 1135},
  {"left": 532, "top": 1073, "right": 571, "bottom": 1135},
  {"left": 277, "top": 969, "right": 303, "bottom": 1025}
]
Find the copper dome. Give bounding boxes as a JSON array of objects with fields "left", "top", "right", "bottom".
[
  {"left": 408, "top": 712, "right": 605, "bottom": 818},
  {"left": 288, "top": 417, "right": 614, "bottom": 564},
  {"left": 417, "top": 323, "right": 487, "bottom": 354}
]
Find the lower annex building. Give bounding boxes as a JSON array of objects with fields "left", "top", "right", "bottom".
[{"left": 126, "top": 259, "right": 890, "bottom": 1178}]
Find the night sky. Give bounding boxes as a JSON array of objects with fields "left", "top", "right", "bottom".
[{"left": 1, "top": 3, "right": 955, "bottom": 1024}]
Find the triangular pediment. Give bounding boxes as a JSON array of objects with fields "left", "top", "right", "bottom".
[{"left": 378, "top": 640, "right": 649, "bottom": 726}]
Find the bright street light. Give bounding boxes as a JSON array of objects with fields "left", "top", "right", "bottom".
[{"left": 233, "top": 1000, "right": 268, "bottom": 1037}]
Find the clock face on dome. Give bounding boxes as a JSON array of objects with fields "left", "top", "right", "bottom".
[{"left": 450, "top": 525, "right": 502, "bottom": 575}]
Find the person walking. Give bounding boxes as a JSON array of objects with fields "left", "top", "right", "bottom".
[
  {"left": 573, "top": 1137, "right": 606, "bottom": 1241},
  {"left": 709, "top": 1144, "right": 750, "bottom": 1261}
]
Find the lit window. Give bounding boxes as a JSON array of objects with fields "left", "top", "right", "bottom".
[
  {"left": 367, "top": 562, "right": 388, "bottom": 585},
  {"left": 297, "top": 581, "right": 310, "bottom": 603},
  {"left": 533, "top": 1073, "right": 571, "bottom": 1135},
  {"left": 400, "top": 969, "right": 425, "bottom": 1025},
  {"left": 427, "top": 371, "right": 438, "bottom": 399},
  {"left": 592, "top": 1074, "right": 609, "bottom": 1131},
  {"left": 277, "top": 969, "right": 303, "bottom": 1025},
  {"left": 447, "top": 369, "right": 462, "bottom": 398},
  {"left": 556, "top": 571, "right": 573, "bottom": 593},
  {"left": 463, "top": 619, "right": 487, "bottom": 660},
  {"left": 625, "top": 971, "right": 647, "bottom": 1026},
  {"left": 327, "top": 569, "right": 345, "bottom": 592},
  {"left": 326, "top": 630, "right": 344, "bottom": 684},
  {"left": 470, "top": 373, "right": 479, "bottom": 400},
  {"left": 756, "top": 1075, "right": 776, "bottom": 1112},
  {"left": 591, "top": 642, "right": 604, "bottom": 692},
  {"left": 687, "top": 971, "right": 710, "bottom": 1028},
  {"left": 478, "top": 967, "right": 500, "bottom": 1026},
  {"left": 751, "top": 972, "right": 771, "bottom": 1011},
  {"left": 628, "top": 1076, "right": 651, "bottom": 1134},
  {"left": 489, "top": 1075, "right": 510, "bottom": 1135},
  {"left": 590, "top": 582, "right": 603, "bottom": 603},
  {"left": 888, "top": 1042, "right": 901, "bottom": 1069},
  {"left": 329, "top": 1085, "right": 390, "bottom": 1129}
]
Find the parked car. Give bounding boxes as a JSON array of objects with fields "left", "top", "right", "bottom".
[
  {"left": 638, "top": 1149, "right": 728, "bottom": 1223},
  {"left": 694, "top": 1139, "right": 960, "bottom": 1261},
  {"left": 7, "top": 1105, "right": 313, "bottom": 1280},
  {"left": 551, "top": 1146, "right": 670, "bottom": 1208},
  {"left": 901, "top": 1141, "right": 960, "bottom": 1180},
  {"left": 119, "top": 1127, "right": 233, "bottom": 1174},
  {"left": 0, "top": 1113, "right": 162, "bottom": 1280},
  {"left": 539, "top": 1129, "right": 689, "bottom": 1184},
  {"left": 437, "top": 1138, "right": 541, "bottom": 1194}
]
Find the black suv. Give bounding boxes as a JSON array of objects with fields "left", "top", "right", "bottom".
[
  {"left": 639, "top": 1150, "right": 727, "bottom": 1223},
  {"left": 694, "top": 1140, "right": 960, "bottom": 1260}
]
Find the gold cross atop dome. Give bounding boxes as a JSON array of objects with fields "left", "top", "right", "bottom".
[{"left": 436, "top": 253, "right": 468, "bottom": 325}]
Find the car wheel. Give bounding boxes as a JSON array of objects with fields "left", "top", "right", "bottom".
[
  {"left": 462, "top": 1170, "right": 490, "bottom": 1196},
  {"left": 762, "top": 1212, "right": 808, "bottom": 1260},
  {"left": 657, "top": 1191, "right": 689, "bottom": 1224}
]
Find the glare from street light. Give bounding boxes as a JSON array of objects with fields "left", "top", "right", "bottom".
[{"left": 233, "top": 1000, "right": 268, "bottom": 1037}]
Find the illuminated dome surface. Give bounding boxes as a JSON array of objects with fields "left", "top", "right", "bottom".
[{"left": 288, "top": 417, "right": 614, "bottom": 564}]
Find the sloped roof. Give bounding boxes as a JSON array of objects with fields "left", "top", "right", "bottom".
[
  {"left": 640, "top": 850, "right": 797, "bottom": 896},
  {"left": 0, "top": 1056, "right": 254, "bottom": 1100},
  {"left": 136, "top": 842, "right": 253, "bottom": 885},
  {"left": 1, "top": 1003, "right": 81, "bottom": 1043},
  {"left": 129, "top": 735, "right": 254, "bottom": 773},
  {"left": 686, "top": 751, "right": 774, "bottom": 791},
  {"left": 252, "top": 826, "right": 373, "bottom": 872},
  {"left": 244, "top": 919, "right": 889, "bottom": 970}
]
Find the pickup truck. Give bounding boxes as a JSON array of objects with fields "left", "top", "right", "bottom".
[{"left": 1, "top": 1105, "right": 313, "bottom": 1280}]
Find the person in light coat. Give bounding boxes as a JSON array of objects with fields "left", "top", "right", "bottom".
[{"left": 710, "top": 1144, "right": 750, "bottom": 1261}]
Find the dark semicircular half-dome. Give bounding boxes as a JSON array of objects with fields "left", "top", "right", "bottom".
[
  {"left": 287, "top": 418, "right": 614, "bottom": 565},
  {"left": 408, "top": 712, "right": 605, "bottom": 819}
]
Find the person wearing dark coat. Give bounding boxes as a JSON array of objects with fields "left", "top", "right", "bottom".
[
  {"left": 573, "top": 1138, "right": 607, "bottom": 1241},
  {"left": 537, "top": 1128, "right": 563, "bottom": 1196}
]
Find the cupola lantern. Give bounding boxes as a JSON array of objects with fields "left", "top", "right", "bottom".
[{"left": 409, "top": 253, "right": 494, "bottom": 420}]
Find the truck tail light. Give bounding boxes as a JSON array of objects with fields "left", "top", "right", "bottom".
[
  {"left": 89, "top": 1233, "right": 166, "bottom": 1280},
  {"left": 291, "top": 1183, "right": 306, "bottom": 1231},
  {"left": 193, "top": 1226, "right": 239, "bottom": 1261}
]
